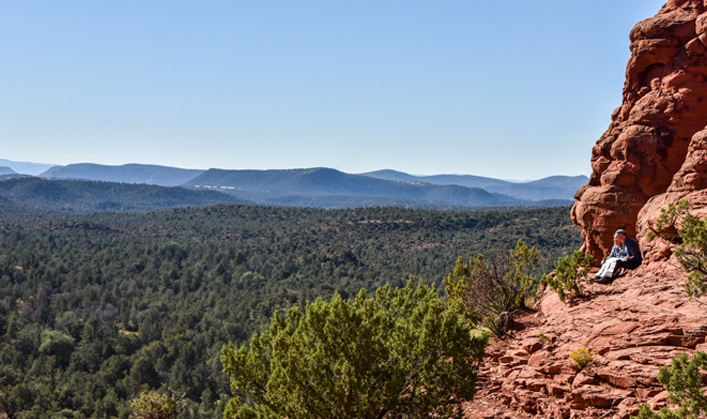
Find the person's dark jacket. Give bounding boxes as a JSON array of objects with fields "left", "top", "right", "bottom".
[{"left": 608, "top": 236, "right": 642, "bottom": 262}]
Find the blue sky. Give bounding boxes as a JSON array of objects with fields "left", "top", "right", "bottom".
[{"left": 0, "top": 1, "right": 666, "bottom": 179}]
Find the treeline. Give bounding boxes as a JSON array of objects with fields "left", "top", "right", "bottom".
[{"left": 0, "top": 204, "right": 581, "bottom": 418}]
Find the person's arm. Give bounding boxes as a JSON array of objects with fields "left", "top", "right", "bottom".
[
  {"left": 608, "top": 244, "right": 620, "bottom": 259},
  {"left": 625, "top": 239, "right": 641, "bottom": 260}
]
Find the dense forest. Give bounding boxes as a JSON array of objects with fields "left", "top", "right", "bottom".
[{"left": 0, "top": 204, "right": 581, "bottom": 418}]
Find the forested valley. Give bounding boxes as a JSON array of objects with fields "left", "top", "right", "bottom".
[{"left": 0, "top": 204, "right": 581, "bottom": 418}]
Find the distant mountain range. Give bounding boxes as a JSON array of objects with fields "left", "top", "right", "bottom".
[
  {"left": 359, "top": 169, "right": 511, "bottom": 189},
  {"left": 0, "top": 158, "right": 587, "bottom": 211},
  {"left": 360, "top": 170, "right": 587, "bottom": 201},
  {"left": 182, "top": 167, "right": 528, "bottom": 208},
  {"left": 0, "top": 158, "right": 54, "bottom": 176},
  {"left": 41, "top": 163, "right": 205, "bottom": 187},
  {"left": 0, "top": 166, "right": 29, "bottom": 181},
  {"left": 0, "top": 166, "right": 17, "bottom": 176},
  {"left": 0, "top": 177, "right": 246, "bottom": 213}
]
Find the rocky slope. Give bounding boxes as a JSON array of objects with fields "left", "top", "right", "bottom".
[
  {"left": 464, "top": 262, "right": 705, "bottom": 419},
  {"left": 572, "top": 0, "right": 707, "bottom": 263}
]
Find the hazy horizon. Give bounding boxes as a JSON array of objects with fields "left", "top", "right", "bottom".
[{"left": 0, "top": 157, "right": 591, "bottom": 181}]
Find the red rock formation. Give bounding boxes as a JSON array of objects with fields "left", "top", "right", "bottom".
[
  {"left": 464, "top": 3, "right": 707, "bottom": 417},
  {"left": 572, "top": 0, "right": 707, "bottom": 262},
  {"left": 463, "top": 264, "right": 706, "bottom": 418},
  {"left": 638, "top": 126, "right": 707, "bottom": 260}
]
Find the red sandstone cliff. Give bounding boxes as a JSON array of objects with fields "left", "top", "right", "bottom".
[
  {"left": 465, "top": 1, "right": 707, "bottom": 417},
  {"left": 572, "top": 0, "right": 707, "bottom": 262}
]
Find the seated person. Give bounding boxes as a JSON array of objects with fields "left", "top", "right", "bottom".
[{"left": 595, "top": 229, "right": 642, "bottom": 282}]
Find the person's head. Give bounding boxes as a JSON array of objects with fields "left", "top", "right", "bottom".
[{"left": 614, "top": 229, "right": 627, "bottom": 245}]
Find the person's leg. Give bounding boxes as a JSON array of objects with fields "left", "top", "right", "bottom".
[
  {"left": 595, "top": 257, "right": 619, "bottom": 282},
  {"left": 597, "top": 257, "right": 620, "bottom": 277},
  {"left": 616, "top": 258, "right": 641, "bottom": 271},
  {"left": 596, "top": 263, "right": 610, "bottom": 278}
]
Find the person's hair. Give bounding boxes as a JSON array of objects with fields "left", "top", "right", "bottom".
[{"left": 614, "top": 229, "right": 627, "bottom": 238}]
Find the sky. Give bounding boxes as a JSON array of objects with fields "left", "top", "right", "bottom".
[{"left": 0, "top": 1, "right": 668, "bottom": 179}]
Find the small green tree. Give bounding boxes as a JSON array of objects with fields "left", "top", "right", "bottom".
[
  {"left": 542, "top": 250, "right": 594, "bottom": 302},
  {"left": 633, "top": 352, "right": 707, "bottom": 419},
  {"left": 444, "top": 239, "right": 539, "bottom": 335},
  {"left": 656, "top": 200, "right": 707, "bottom": 297},
  {"left": 130, "top": 390, "right": 186, "bottom": 419},
  {"left": 39, "top": 329, "right": 75, "bottom": 367},
  {"left": 221, "top": 279, "right": 487, "bottom": 419},
  {"left": 130, "top": 357, "right": 161, "bottom": 389}
]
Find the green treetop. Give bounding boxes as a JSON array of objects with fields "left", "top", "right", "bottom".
[{"left": 221, "top": 279, "right": 487, "bottom": 419}]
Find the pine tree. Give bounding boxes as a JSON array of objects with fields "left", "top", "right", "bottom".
[{"left": 221, "top": 279, "right": 487, "bottom": 419}]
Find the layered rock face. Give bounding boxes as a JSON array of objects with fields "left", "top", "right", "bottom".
[{"left": 572, "top": 0, "right": 707, "bottom": 262}]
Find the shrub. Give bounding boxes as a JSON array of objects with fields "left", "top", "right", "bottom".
[
  {"left": 656, "top": 200, "right": 707, "bottom": 298},
  {"left": 570, "top": 347, "right": 593, "bottom": 370},
  {"left": 221, "top": 279, "right": 487, "bottom": 419},
  {"left": 633, "top": 352, "right": 707, "bottom": 418},
  {"left": 130, "top": 390, "right": 185, "bottom": 419},
  {"left": 444, "top": 239, "right": 539, "bottom": 336},
  {"left": 542, "top": 250, "right": 594, "bottom": 302}
]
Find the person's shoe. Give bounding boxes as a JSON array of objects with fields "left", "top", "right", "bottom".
[
  {"left": 616, "top": 268, "right": 627, "bottom": 278},
  {"left": 594, "top": 276, "right": 611, "bottom": 284}
]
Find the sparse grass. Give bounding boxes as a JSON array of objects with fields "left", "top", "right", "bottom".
[
  {"left": 645, "top": 229, "right": 656, "bottom": 243},
  {"left": 570, "top": 347, "right": 593, "bottom": 370}
]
